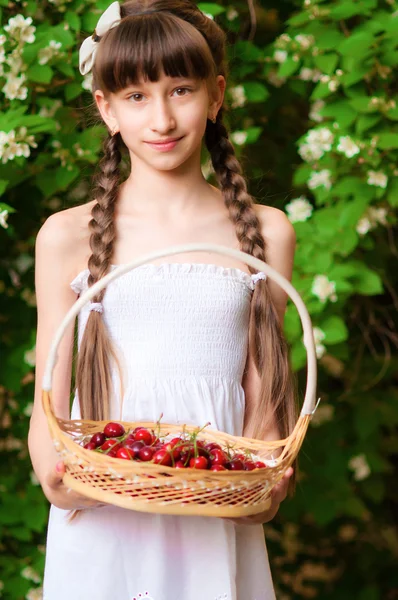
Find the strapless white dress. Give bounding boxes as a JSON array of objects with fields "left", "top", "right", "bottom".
[{"left": 42, "top": 262, "right": 276, "bottom": 600}]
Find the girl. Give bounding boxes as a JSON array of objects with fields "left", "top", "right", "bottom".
[{"left": 28, "top": 1, "right": 297, "bottom": 598}]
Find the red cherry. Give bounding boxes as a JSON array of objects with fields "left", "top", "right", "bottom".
[
  {"left": 226, "top": 459, "right": 244, "bottom": 471},
  {"left": 100, "top": 438, "right": 120, "bottom": 451},
  {"left": 116, "top": 447, "right": 134, "bottom": 460},
  {"left": 138, "top": 446, "right": 155, "bottom": 461},
  {"left": 174, "top": 460, "right": 187, "bottom": 469},
  {"left": 90, "top": 432, "right": 106, "bottom": 448},
  {"left": 107, "top": 449, "right": 118, "bottom": 457},
  {"left": 209, "top": 449, "right": 228, "bottom": 466},
  {"left": 83, "top": 442, "right": 96, "bottom": 450},
  {"left": 243, "top": 460, "right": 256, "bottom": 471},
  {"left": 134, "top": 428, "right": 153, "bottom": 445},
  {"left": 210, "top": 464, "right": 227, "bottom": 471},
  {"left": 189, "top": 456, "right": 208, "bottom": 469},
  {"left": 103, "top": 422, "right": 125, "bottom": 438},
  {"left": 254, "top": 461, "right": 267, "bottom": 469},
  {"left": 124, "top": 439, "right": 145, "bottom": 457},
  {"left": 205, "top": 442, "right": 222, "bottom": 452},
  {"left": 153, "top": 449, "right": 172, "bottom": 466}
]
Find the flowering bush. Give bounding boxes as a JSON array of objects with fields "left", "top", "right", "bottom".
[{"left": 0, "top": 1, "right": 397, "bottom": 599}]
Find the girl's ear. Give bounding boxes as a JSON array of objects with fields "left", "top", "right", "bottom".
[
  {"left": 208, "top": 75, "right": 226, "bottom": 118},
  {"left": 94, "top": 89, "right": 119, "bottom": 134}
]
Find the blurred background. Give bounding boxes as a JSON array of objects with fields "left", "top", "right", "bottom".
[{"left": 0, "top": 0, "right": 397, "bottom": 598}]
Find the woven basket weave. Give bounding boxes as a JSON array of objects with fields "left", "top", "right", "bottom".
[{"left": 42, "top": 243, "right": 319, "bottom": 517}]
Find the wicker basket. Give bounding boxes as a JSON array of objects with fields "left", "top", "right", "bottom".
[{"left": 42, "top": 243, "right": 320, "bottom": 518}]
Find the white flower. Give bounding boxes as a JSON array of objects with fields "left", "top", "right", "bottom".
[
  {"left": 308, "top": 169, "right": 332, "bottom": 190},
  {"left": 274, "top": 50, "right": 288, "bottom": 63},
  {"left": 226, "top": 8, "right": 238, "bottom": 20},
  {"left": 285, "top": 196, "right": 313, "bottom": 223},
  {"left": 298, "top": 67, "right": 315, "bottom": 81},
  {"left": 82, "top": 72, "right": 93, "bottom": 92},
  {"left": 311, "top": 275, "right": 337, "bottom": 303},
  {"left": 38, "top": 40, "right": 62, "bottom": 65},
  {"left": 26, "top": 587, "right": 43, "bottom": 600},
  {"left": 2, "top": 73, "right": 28, "bottom": 101},
  {"left": 309, "top": 99, "right": 325, "bottom": 122},
  {"left": 294, "top": 34, "right": 315, "bottom": 49},
  {"left": 356, "top": 206, "right": 388, "bottom": 235},
  {"left": 266, "top": 69, "right": 287, "bottom": 88},
  {"left": 337, "top": 136, "right": 360, "bottom": 158},
  {"left": 0, "top": 127, "right": 37, "bottom": 163},
  {"left": 367, "top": 170, "right": 388, "bottom": 188},
  {"left": 23, "top": 402, "right": 34, "bottom": 417},
  {"left": 298, "top": 127, "right": 334, "bottom": 162},
  {"left": 313, "top": 326, "right": 326, "bottom": 358},
  {"left": 39, "top": 99, "right": 62, "bottom": 118},
  {"left": 4, "top": 15, "right": 36, "bottom": 44},
  {"left": 5, "top": 48, "right": 25, "bottom": 75},
  {"left": 0, "top": 209, "right": 9, "bottom": 229},
  {"left": 201, "top": 157, "right": 214, "bottom": 180},
  {"left": 30, "top": 471, "right": 40, "bottom": 486},
  {"left": 24, "top": 346, "right": 36, "bottom": 367},
  {"left": 229, "top": 85, "right": 246, "bottom": 109},
  {"left": 21, "top": 567, "right": 41, "bottom": 584},
  {"left": 231, "top": 131, "right": 247, "bottom": 145},
  {"left": 356, "top": 217, "right": 372, "bottom": 235},
  {"left": 311, "top": 403, "right": 334, "bottom": 426},
  {"left": 274, "top": 33, "right": 291, "bottom": 49},
  {"left": 328, "top": 79, "right": 339, "bottom": 92},
  {"left": 348, "top": 454, "right": 371, "bottom": 481}
]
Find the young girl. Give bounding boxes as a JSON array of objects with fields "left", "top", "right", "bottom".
[{"left": 29, "top": 2, "right": 297, "bottom": 598}]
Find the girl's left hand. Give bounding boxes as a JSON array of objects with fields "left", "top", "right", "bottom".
[{"left": 220, "top": 466, "right": 294, "bottom": 526}]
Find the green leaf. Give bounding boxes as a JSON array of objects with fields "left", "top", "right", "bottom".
[
  {"left": 334, "top": 228, "right": 359, "bottom": 256},
  {"left": 348, "top": 96, "right": 378, "bottom": 113},
  {"left": 355, "top": 114, "right": 381, "bottom": 134},
  {"left": 36, "top": 165, "right": 80, "bottom": 197},
  {"left": 242, "top": 82, "right": 269, "bottom": 103},
  {"left": 197, "top": 3, "right": 226, "bottom": 16},
  {"left": 321, "top": 316, "right": 348, "bottom": 344},
  {"left": 338, "top": 196, "right": 371, "bottom": 227},
  {"left": 65, "top": 10, "right": 81, "bottom": 31},
  {"left": 377, "top": 133, "right": 398, "bottom": 149},
  {"left": 65, "top": 82, "right": 83, "bottom": 102},
  {"left": 313, "top": 53, "right": 339, "bottom": 75},
  {"left": 244, "top": 127, "right": 263, "bottom": 144},
  {"left": 353, "top": 268, "right": 383, "bottom": 295},
  {"left": 387, "top": 177, "right": 398, "bottom": 207},
  {"left": 0, "top": 180, "right": 9, "bottom": 196},
  {"left": 26, "top": 64, "right": 53, "bottom": 84},
  {"left": 277, "top": 56, "right": 301, "bottom": 78},
  {"left": 338, "top": 33, "right": 375, "bottom": 58},
  {"left": 310, "top": 81, "right": 333, "bottom": 101},
  {"left": 319, "top": 100, "right": 357, "bottom": 128}
]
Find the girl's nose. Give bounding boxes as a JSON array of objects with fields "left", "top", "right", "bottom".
[{"left": 151, "top": 100, "right": 176, "bottom": 132}]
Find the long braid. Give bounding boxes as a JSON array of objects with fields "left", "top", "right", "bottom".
[
  {"left": 205, "top": 109, "right": 298, "bottom": 490},
  {"left": 75, "top": 132, "right": 124, "bottom": 421}
]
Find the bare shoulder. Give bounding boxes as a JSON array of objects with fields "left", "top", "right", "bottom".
[
  {"left": 36, "top": 202, "right": 94, "bottom": 274},
  {"left": 253, "top": 204, "right": 296, "bottom": 246}
]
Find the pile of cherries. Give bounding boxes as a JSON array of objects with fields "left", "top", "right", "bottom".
[{"left": 81, "top": 420, "right": 267, "bottom": 472}]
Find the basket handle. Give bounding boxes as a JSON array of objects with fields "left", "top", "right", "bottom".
[{"left": 42, "top": 243, "right": 318, "bottom": 416}]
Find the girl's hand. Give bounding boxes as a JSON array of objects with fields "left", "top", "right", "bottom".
[
  {"left": 44, "top": 461, "right": 107, "bottom": 511},
  {"left": 221, "top": 466, "right": 294, "bottom": 526}
]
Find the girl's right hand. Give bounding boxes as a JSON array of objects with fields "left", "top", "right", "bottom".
[{"left": 44, "top": 461, "right": 106, "bottom": 510}]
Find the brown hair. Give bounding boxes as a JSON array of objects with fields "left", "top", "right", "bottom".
[{"left": 76, "top": 0, "right": 298, "bottom": 490}]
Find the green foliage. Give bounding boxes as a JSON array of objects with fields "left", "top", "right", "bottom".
[{"left": 0, "top": 1, "right": 397, "bottom": 599}]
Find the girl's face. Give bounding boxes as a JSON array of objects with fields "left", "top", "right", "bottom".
[{"left": 95, "top": 72, "right": 224, "bottom": 171}]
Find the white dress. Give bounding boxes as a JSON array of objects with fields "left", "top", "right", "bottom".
[{"left": 43, "top": 262, "right": 276, "bottom": 600}]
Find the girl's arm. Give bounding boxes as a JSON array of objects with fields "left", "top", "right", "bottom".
[
  {"left": 242, "top": 206, "right": 296, "bottom": 442},
  {"left": 28, "top": 211, "right": 103, "bottom": 510}
]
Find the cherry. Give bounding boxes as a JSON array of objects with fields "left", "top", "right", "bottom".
[
  {"left": 210, "top": 464, "right": 227, "bottom": 471},
  {"left": 254, "top": 461, "right": 267, "bottom": 469},
  {"left": 189, "top": 456, "right": 208, "bottom": 469},
  {"left": 209, "top": 449, "right": 228, "bottom": 466},
  {"left": 134, "top": 428, "right": 153, "bottom": 446},
  {"left": 100, "top": 438, "right": 120, "bottom": 451},
  {"left": 174, "top": 460, "right": 187, "bottom": 469},
  {"left": 138, "top": 446, "right": 155, "bottom": 461},
  {"left": 116, "top": 447, "right": 134, "bottom": 460},
  {"left": 226, "top": 459, "right": 244, "bottom": 471},
  {"left": 103, "top": 422, "right": 125, "bottom": 438},
  {"left": 205, "top": 442, "right": 222, "bottom": 452},
  {"left": 124, "top": 439, "right": 145, "bottom": 457},
  {"left": 84, "top": 442, "right": 96, "bottom": 450},
  {"left": 90, "top": 432, "right": 106, "bottom": 448},
  {"left": 243, "top": 460, "right": 256, "bottom": 471},
  {"left": 107, "top": 449, "right": 118, "bottom": 458},
  {"left": 153, "top": 449, "right": 172, "bottom": 466}
]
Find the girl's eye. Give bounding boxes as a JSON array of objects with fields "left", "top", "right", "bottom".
[{"left": 127, "top": 87, "right": 192, "bottom": 102}]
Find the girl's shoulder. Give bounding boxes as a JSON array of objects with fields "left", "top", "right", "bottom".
[
  {"left": 254, "top": 203, "right": 295, "bottom": 245},
  {"left": 36, "top": 201, "right": 95, "bottom": 276}
]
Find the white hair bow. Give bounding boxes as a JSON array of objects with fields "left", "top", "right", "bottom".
[{"left": 79, "top": 1, "right": 122, "bottom": 76}]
